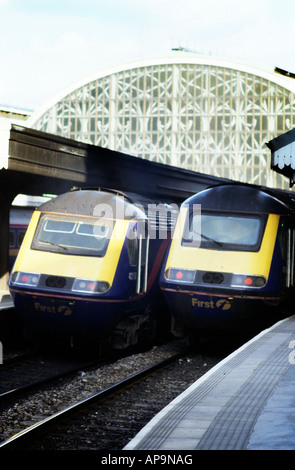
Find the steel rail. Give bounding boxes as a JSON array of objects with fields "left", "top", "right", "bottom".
[
  {"left": 0, "top": 350, "right": 185, "bottom": 449},
  {"left": 0, "top": 356, "right": 107, "bottom": 402}
]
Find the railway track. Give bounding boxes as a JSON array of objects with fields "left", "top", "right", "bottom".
[
  {"left": 0, "top": 352, "right": 107, "bottom": 402},
  {"left": 0, "top": 340, "right": 223, "bottom": 451}
]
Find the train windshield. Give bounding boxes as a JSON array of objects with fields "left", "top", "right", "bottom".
[
  {"left": 183, "top": 211, "right": 266, "bottom": 251},
  {"left": 32, "top": 214, "right": 113, "bottom": 256}
]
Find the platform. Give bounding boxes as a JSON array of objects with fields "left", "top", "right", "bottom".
[
  {"left": 124, "top": 315, "right": 295, "bottom": 450},
  {"left": 0, "top": 291, "right": 13, "bottom": 310}
]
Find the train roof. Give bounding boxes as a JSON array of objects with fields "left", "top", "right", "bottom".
[
  {"left": 183, "top": 184, "right": 295, "bottom": 215},
  {"left": 37, "top": 188, "right": 148, "bottom": 220}
]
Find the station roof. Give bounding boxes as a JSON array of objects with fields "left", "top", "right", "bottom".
[{"left": 27, "top": 52, "right": 295, "bottom": 127}]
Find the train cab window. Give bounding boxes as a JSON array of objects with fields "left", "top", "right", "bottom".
[
  {"left": 31, "top": 214, "right": 113, "bottom": 257},
  {"left": 183, "top": 211, "right": 266, "bottom": 251}
]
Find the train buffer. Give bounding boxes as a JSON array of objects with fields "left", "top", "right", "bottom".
[{"left": 124, "top": 315, "right": 295, "bottom": 450}]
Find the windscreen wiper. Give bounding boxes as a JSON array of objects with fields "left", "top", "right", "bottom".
[
  {"left": 39, "top": 239, "right": 68, "bottom": 250},
  {"left": 188, "top": 231, "right": 223, "bottom": 247}
]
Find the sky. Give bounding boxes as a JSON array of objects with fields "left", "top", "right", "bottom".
[{"left": 1, "top": 0, "right": 295, "bottom": 112}]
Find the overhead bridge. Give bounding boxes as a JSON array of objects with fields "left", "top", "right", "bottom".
[{"left": 0, "top": 124, "right": 227, "bottom": 294}]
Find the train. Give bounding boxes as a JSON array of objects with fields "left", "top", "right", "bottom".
[
  {"left": 8, "top": 187, "right": 178, "bottom": 349},
  {"left": 160, "top": 183, "right": 295, "bottom": 337},
  {"left": 9, "top": 196, "right": 50, "bottom": 270},
  {"left": 9, "top": 208, "right": 32, "bottom": 270}
]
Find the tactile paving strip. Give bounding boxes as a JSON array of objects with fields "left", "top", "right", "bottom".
[
  {"left": 196, "top": 339, "right": 290, "bottom": 449},
  {"left": 125, "top": 317, "right": 295, "bottom": 450}
]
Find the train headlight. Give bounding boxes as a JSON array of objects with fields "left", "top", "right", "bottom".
[
  {"left": 164, "top": 268, "right": 196, "bottom": 283},
  {"left": 11, "top": 271, "right": 40, "bottom": 287},
  {"left": 231, "top": 274, "right": 266, "bottom": 288},
  {"left": 72, "top": 278, "right": 110, "bottom": 294}
]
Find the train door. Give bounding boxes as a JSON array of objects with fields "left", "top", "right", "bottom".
[
  {"left": 136, "top": 231, "right": 150, "bottom": 294},
  {"left": 126, "top": 222, "right": 149, "bottom": 294},
  {"left": 278, "top": 216, "right": 295, "bottom": 289}
]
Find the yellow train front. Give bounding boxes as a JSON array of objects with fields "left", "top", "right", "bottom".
[
  {"left": 160, "top": 184, "right": 295, "bottom": 335},
  {"left": 8, "top": 188, "right": 174, "bottom": 348}
]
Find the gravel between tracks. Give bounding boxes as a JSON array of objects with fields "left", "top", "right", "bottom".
[{"left": 0, "top": 340, "right": 223, "bottom": 448}]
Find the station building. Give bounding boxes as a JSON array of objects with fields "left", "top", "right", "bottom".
[{"left": 22, "top": 53, "right": 295, "bottom": 190}]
